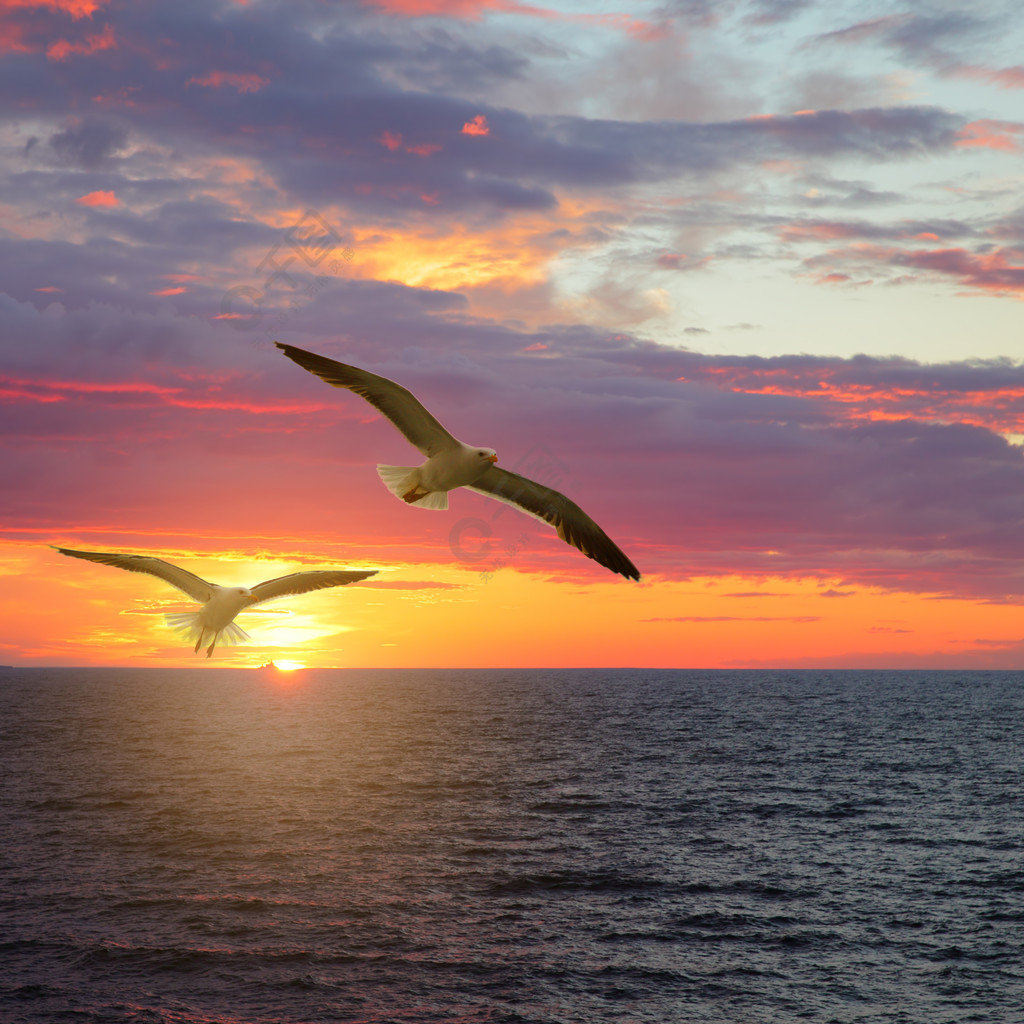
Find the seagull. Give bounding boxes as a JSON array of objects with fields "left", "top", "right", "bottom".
[
  {"left": 55, "top": 547, "right": 378, "bottom": 657},
  {"left": 276, "top": 342, "right": 640, "bottom": 580}
]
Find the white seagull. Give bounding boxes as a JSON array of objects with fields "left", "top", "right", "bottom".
[
  {"left": 55, "top": 547, "right": 378, "bottom": 657},
  {"left": 276, "top": 343, "right": 640, "bottom": 580}
]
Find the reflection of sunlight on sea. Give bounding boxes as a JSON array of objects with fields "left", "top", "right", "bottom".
[{"left": 3, "top": 668, "right": 1024, "bottom": 1023}]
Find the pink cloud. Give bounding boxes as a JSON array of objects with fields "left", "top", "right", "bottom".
[
  {"left": 781, "top": 223, "right": 864, "bottom": 242},
  {"left": 955, "top": 63, "right": 1024, "bottom": 90},
  {"left": 955, "top": 119, "right": 1024, "bottom": 152},
  {"left": 75, "top": 190, "right": 118, "bottom": 207},
  {"left": 187, "top": 70, "right": 269, "bottom": 93},
  {"left": 46, "top": 21, "right": 114, "bottom": 60},
  {"left": 461, "top": 114, "right": 489, "bottom": 136},
  {"left": 359, "top": 0, "right": 665, "bottom": 41},
  {"left": 811, "top": 13, "right": 911, "bottom": 47},
  {"left": 5, "top": 0, "right": 108, "bottom": 16},
  {"left": 895, "top": 246, "right": 1024, "bottom": 296}
]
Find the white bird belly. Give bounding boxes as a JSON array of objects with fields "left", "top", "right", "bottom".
[
  {"left": 200, "top": 593, "right": 247, "bottom": 630},
  {"left": 421, "top": 447, "right": 488, "bottom": 491}
]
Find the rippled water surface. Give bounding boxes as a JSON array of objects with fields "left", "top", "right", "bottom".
[{"left": 1, "top": 668, "right": 1022, "bottom": 1023}]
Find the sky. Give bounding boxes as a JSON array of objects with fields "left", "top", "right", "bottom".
[{"left": 1, "top": 0, "right": 1023, "bottom": 669}]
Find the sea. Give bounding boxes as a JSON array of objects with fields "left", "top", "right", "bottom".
[{"left": 1, "top": 668, "right": 1021, "bottom": 1024}]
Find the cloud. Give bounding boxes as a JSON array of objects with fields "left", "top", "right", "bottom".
[
  {"left": 642, "top": 615, "right": 820, "bottom": 622},
  {"left": 49, "top": 117, "right": 127, "bottom": 167},
  {"left": 75, "top": 189, "right": 118, "bottom": 206},
  {"left": 3, "top": 277, "right": 1024, "bottom": 598},
  {"left": 798, "top": 238, "right": 1024, "bottom": 301},
  {"left": 1, "top": 0, "right": 1022, "bottom": 613},
  {"left": 187, "top": 70, "right": 269, "bottom": 93},
  {"left": 46, "top": 21, "right": 115, "bottom": 61},
  {"left": 461, "top": 114, "right": 489, "bottom": 136},
  {"left": 954, "top": 120, "right": 1024, "bottom": 153}
]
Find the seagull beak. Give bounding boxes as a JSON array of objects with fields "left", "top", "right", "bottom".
[{"left": 488, "top": 454, "right": 498, "bottom": 463}]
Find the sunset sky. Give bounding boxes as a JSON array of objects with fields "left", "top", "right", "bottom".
[{"left": 1, "top": 0, "right": 1023, "bottom": 668}]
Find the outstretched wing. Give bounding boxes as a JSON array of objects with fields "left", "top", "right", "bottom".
[
  {"left": 468, "top": 467, "right": 640, "bottom": 581},
  {"left": 248, "top": 569, "right": 379, "bottom": 606},
  {"left": 276, "top": 343, "right": 458, "bottom": 457},
  {"left": 55, "top": 547, "right": 214, "bottom": 603}
]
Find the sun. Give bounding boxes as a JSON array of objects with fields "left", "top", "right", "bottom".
[{"left": 273, "top": 659, "right": 305, "bottom": 672}]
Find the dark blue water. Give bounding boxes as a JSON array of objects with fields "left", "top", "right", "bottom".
[{"left": 1, "top": 668, "right": 1022, "bottom": 1023}]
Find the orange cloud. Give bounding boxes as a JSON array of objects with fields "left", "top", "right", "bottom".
[
  {"left": 406, "top": 142, "right": 441, "bottom": 156},
  {"left": 378, "top": 130, "right": 403, "bottom": 151},
  {"left": 3, "top": 0, "right": 108, "bottom": 16},
  {"left": 461, "top": 114, "right": 489, "bottom": 136},
  {"left": 75, "top": 189, "right": 119, "bottom": 207},
  {"left": 150, "top": 286, "right": 186, "bottom": 296},
  {"left": 187, "top": 70, "right": 269, "bottom": 93}
]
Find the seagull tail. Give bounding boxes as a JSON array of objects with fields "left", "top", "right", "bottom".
[
  {"left": 164, "top": 613, "right": 251, "bottom": 649},
  {"left": 377, "top": 464, "right": 418, "bottom": 498},
  {"left": 377, "top": 465, "right": 450, "bottom": 511},
  {"left": 220, "top": 621, "right": 251, "bottom": 646}
]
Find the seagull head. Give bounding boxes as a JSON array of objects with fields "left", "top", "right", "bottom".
[
  {"left": 476, "top": 448, "right": 498, "bottom": 464},
  {"left": 233, "top": 586, "right": 254, "bottom": 601}
]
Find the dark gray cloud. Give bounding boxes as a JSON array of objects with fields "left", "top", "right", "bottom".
[
  {"left": 1, "top": 1, "right": 969, "bottom": 226},
  {"left": 49, "top": 118, "right": 128, "bottom": 169}
]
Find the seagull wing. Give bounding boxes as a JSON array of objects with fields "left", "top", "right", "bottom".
[
  {"left": 467, "top": 467, "right": 640, "bottom": 580},
  {"left": 55, "top": 548, "right": 215, "bottom": 603},
  {"left": 248, "top": 569, "right": 379, "bottom": 607},
  {"left": 276, "top": 343, "right": 458, "bottom": 457}
]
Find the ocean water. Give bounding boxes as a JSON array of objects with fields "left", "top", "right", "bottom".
[{"left": 1, "top": 668, "right": 1022, "bottom": 1024}]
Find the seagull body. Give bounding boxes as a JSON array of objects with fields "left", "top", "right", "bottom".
[
  {"left": 378, "top": 441, "right": 498, "bottom": 511},
  {"left": 55, "top": 547, "right": 377, "bottom": 657},
  {"left": 276, "top": 342, "right": 640, "bottom": 580}
]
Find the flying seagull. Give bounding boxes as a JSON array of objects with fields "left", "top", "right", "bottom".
[
  {"left": 276, "top": 342, "right": 640, "bottom": 580},
  {"left": 55, "top": 547, "right": 378, "bottom": 657}
]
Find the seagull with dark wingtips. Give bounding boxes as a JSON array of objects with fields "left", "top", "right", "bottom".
[
  {"left": 275, "top": 342, "right": 640, "bottom": 581},
  {"left": 55, "top": 547, "right": 378, "bottom": 657}
]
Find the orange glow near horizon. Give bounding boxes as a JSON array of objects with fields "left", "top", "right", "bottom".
[{"left": 3, "top": 540, "right": 1022, "bottom": 669}]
